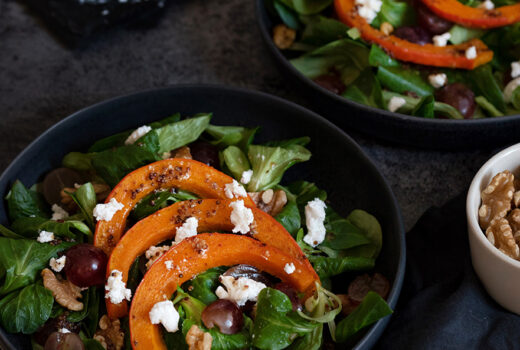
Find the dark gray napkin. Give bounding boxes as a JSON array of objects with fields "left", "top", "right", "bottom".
[{"left": 377, "top": 193, "right": 520, "bottom": 349}]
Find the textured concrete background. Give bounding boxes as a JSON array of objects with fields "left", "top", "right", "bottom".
[{"left": 0, "top": 0, "right": 500, "bottom": 230}]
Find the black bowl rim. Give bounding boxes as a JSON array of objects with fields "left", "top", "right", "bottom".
[
  {"left": 0, "top": 84, "right": 406, "bottom": 350},
  {"left": 255, "top": 0, "right": 520, "bottom": 127}
]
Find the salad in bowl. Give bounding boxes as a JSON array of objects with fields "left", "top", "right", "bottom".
[
  {"left": 0, "top": 111, "right": 395, "bottom": 350},
  {"left": 264, "top": 0, "right": 520, "bottom": 119}
]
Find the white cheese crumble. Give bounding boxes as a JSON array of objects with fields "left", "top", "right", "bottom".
[
  {"left": 164, "top": 260, "right": 174, "bottom": 270},
  {"left": 512, "top": 61, "right": 520, "bottom": 79},
  {"left": 355, "top": 0, "right": 382, "bottom": 24},
  {"left": 465, "top": 46, "right": 477, "bottom": 60},
  {"left": 229, "top": 200, "right": 254, "bottom": 234},
  {"left": 149, "top": 300, "right": 180, "bottom": 333},
  {"left": 50, "top": 256, "right": 67, "bottom": 272},
  {"left": 303, "top": 198, "right": 327, "bottom": 247},
  {"left": 224, "top": 180, "right": 247, "bottom": 199},
  {"left": 37, "top": 230, "right": 54, "bottom": 243},
  {"left": 284, "top": 263, "right": 296, "bottom": 275},
  {"left": 504, "top": 77, "right": 520, "bottom": 103},
  {"left": 51, "top": 204, "right": 69, "bottom": 221},
  {"left": 105, "top": 270, "right": 132, "bottom": 304},
  {"left": 387, "top": 96, "right": 406, "bottom": 113},
  {"left": 215, "top": 276, "right": 267, "bottom": 306},
  {"left": 428, "top": 73, "right": 448, "bottom": 89},
  {"left": 145, "top": 245, "right": 171, "bottom": 269},
  {"left": 124, "top": 125, "right": 152, "bottom": 145},
  {"left": 240, "top": 169, "right": 253, "bottom": 185},
  {"left": 433, "top": 32, "right": 451, "bottom": 47},
  {"left": 174, "top": 217, "right": 199, "bottom": 244},
  {"left": 93, "top": 198, "right": 124, "bottom": 222},
  {"left": 478, "top": 0, "right": 494, "bottom": 9},
  {"left": 58, "top": 328, "right": 71, "bottom": 334}
]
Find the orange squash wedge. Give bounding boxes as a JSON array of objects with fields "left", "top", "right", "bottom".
[
  {"left": 105, "top": 198, "right": 316, "bottom": 319},
  {"left": 334, "top": 0, "right": 493, "bottom": 69},
  {"left": 421, "top": 0, "right": 520, "bottom": 29},
  {"left": 129, "top": 233, "right": 320, "bottom": 350},
  {"left": 93, "top": 159, "right": 255, "bottom": 255}
]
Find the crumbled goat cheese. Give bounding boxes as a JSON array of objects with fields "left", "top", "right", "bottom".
[
  {"left": 124, "top": 125, "right": 152, "bottom": 145},
  {"left": 229, "top": 200, "right": 254, "bottom": 234},
  {"left": 105, "top": 270, "right": 132, "bottom": 304},
  {"left": 387, "top": 96, "right": 406, "bottom": 113},
  {"left": 51, "top": 204, "right": 69, "bottom": 221},
  {"left": 240, "top": 169, "right": 253, "bottom": 185},
  {"left": 284, "top": 263, "right": 296, "bottom": 275},
  {"left": 59, "top": 328, "right": 71, "bottom": 334},
  {"left": 215, "top": 276, "right": 267, "bottom": 306},
  {"left": 355, "top": 0, "right": 382, "bottom": 24},
  {"left": 465, "top": 46, "right": 477, "bottom": 59},
  {"left": 93, "top": 198, "right": 124, "bottom": 222},
  {"left": 145, "top": 245, "right": 171, "bottom": 269},
  {"left": 478, "top": 0, "right": 494, "bottom": 9},
  {"left": 224, "top": 180, "right": 247, "bottom": 199},
  {"left": 428, "top": 73, "right": 448, "bottom": 89},
  {"left": 149, "top": 300, "right": 180, "bottom": 333},
  {"left": 303, "top": 198, "right": 327, "bottom": 247},
  {"left": 50, "top": 256, "right": 67, "bottom": 272},
  {"left": 433, "top": 32, "right": 451, "bottom": 47},
  {"left": 174, "top": 217, "right": 199, "bottom": 244},
  {"left": 164, "top": 260, "right": 174, "bottom": 270},
  {"left": 512, "top": 61, "right": 520, "bottom": 79},
  {"left": 37, "top": 231, "right": 54, "bottom": 243},
  {"left": 504, "top": 77, "right": 520, "bottom": 103}
]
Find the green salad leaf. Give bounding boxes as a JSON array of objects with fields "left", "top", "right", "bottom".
[
  {"left": 368, "top": 45, "right": 400, "bottom": 68},
  {"left": 344, "top": 209, "right": 383, "bottom": 258},
  {"left": 466, "top": 64, "right": 506, "bottom": 113},
  {"left": 0, "top": 224, "right": 24, "bottom": 239},
  {"left": 5, "top": 180, "right": 48, "bottom": 222},
  {"left": 275, "top": 193, "right": 301, "bottom": 236},
  {"left": 342, "top": 68, "right": 384, "bottom": 109},
  {"left": 335, "top": 292, "right": 392, "bottom": 343},
  {"left": 0, "top": 282, "right": 53, "bottom": 334},
  {"left": 449, "top": 25, "right": 484, "bottom": 45},
  {"left": 252, "top": 288, "right": 319, "bottom": 350},
  {"left": 291, "top": 39, "right": 370, "bottom": 85},
  {"left": 62, "top": 152, "right": 94, "bottom": 172},
  {"left": 155, "top": 114, "right": 211, "bottom": 153},
  {"left": 0, "top": 237, "right": 74, "bottom": 295},
  {"left": 308, "top": 255, "right": 375, "bottom": 280},
  {"left": 246, "top": 144, "right": 311, "bottom": 192},
  {"left": 382, "top": 91, "right": 464, "bottom": 119},
  {"left": 221, "top": 146, "right": 251, "bottom": 181},
  {"left": 181, "top": 267, "right": 226, "bottom": 305},
  {"left": 299, "top": 16, "right": 349, "bottom": 46},
  {"left": 411, "top": 95, "right": 435, "bottom": 119},
  {"left": 66, "top": 182, "right": 97, "bottom": 229},
  {"left": 274, "top": 0, "right": 302, "bottom": 30},
  {"left": 372, "top": 0, "right": 415, "bottom": 28},
  {"left": 287, "top": 323, "right": 323, "bottom": 350},
  {"left": 11, "top": 217, "right": 91, "bottom": 240},
  {"left": 476, "top": 96, "right": 504, "bottom": 117},
  {"left": 377, "top": 66, "right": 434, "bottom": 97},
  {"left": 205, "top": 124, "right": 258, "bottom": 149}
]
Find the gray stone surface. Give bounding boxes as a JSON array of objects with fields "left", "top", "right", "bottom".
[{"left": 0, "top": 0, "right": 501, "bottom": 230}]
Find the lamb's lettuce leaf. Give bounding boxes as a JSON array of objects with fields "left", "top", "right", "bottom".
[
  {"left": 0, "top": 238, "right": 74, "bottom": 295},
  {"left": 252, "top": 288, "right": 319, "bottom": 350},
  {"left": 382, "top": 91, "right": 464, "bottom": 119},
  {"left": 342, "top": 68, "right": 384, "bottom": 109},
  {"left": 368, "top": 45, "right": 400, "bottom": 68},
  {"left": 181, "top": 267, "right": 226, "bottom": 305},
  {"left": 377, "top": 66, "right": 434, "bottom": 97},
  {"left": 154, "top": 114, "right": 211, "bottom": 153},
  {"left": 0, "top": 282, "right": 53, "bottom": 334},
  {"left": 5, "top": 180, "right": 48, "bottom": 222},
  {"left": 11, "top": 216, "right": 91, "bottom": 240},
  {"left": 62, "top": 152, "right": 94, "bottom": 172},
  {"left": 205, "top": 124, "right": 258, "bottom": 150},
  {"left": 466, "top": 64, "right": 506, "bottom": 113},
  {"left": 221, "top": 146, "right": 251, "bottom": 181},
  {"left": 299, "top": 16, "right": 349, "bottom": 46},
  {"left": 449, "top": 25, "right": 484, "bottom": 45},
  {"left": 66, "top": 182, "right": 97, "bottom": 229},
  {"left": 246, "top": 144, "right": 311, "bottom": 192},
  {"left": 372, "top": 0, "right": 415, "bottom": 28},
  {"left": 273, "top": 0, "right": 302, "bottom": 30},
  {"left": 275, "top": 194, "right": 301, "bottom": 236},
  {"left": 335, "top": 292, "right": 392, "bottom": 343},
  {"left": 287, "top": 324, "right": 323, "bottom": 350},
  {"left": 476, "top": 96, "right": 504, "bottom": 117},
  {"left": 278, "top": 0, "right": 333, "bottom": 15},
  {"left": 308, "top": 255, "right": 375, "bottom": 280},
  {"left": 0, "top": 224, "right": 24, "bottom": 239}
]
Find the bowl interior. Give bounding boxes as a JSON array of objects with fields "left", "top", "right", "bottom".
[{"left": 0, "top": 85, "right": 405, "bottom": 349}]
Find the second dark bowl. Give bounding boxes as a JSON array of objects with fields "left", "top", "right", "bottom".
[{"left": 256, "top": 0, "right": 520, "bottom": 150}]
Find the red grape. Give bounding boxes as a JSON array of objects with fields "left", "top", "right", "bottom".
[
  {"left": 64, "top": 244, "right": 108, "bottom": 287},
  {"left": 202, "top": 299, "right": 244, "bottom": 334}
]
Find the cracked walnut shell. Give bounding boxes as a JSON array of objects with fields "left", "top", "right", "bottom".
[
  {"left": 486, "top": 218, "right": 519, "bottom": 260},
  {"left": 42, "top": 268, "right": 83, "bottom": 311},
  {"left": 479, "top": 170, "right": 515, "bottom": 230}
]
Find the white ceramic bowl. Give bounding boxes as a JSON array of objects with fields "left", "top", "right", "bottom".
[{"left": 467, "top": 143, "right": 520, "bottom": 314}]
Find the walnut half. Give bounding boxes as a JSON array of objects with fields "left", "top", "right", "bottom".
[
  {"left": 272, "top": 24, "right": 296, "bottom": 50},
  {"left": 486, "top": 218, "right": 519, "bottom": 260},
  {"left": 479, "top": 171, "right": 515, "bottom": 230},
  {"left": 93, "top": 315, "right": 124, "bottom": 350},
  {"left": 186, "top": 325, "right": 212, "bottom": 350},
  {"left": 248, "top": 189, "right": 287, "bottom": 217},
  {"left": 41, "top": 268, "right": 83, "bottom": 311}
]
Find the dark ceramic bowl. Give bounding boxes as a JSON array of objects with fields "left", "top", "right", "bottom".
[
  {"left": 256, "top": 0, "right": 520, "bottom": 150},
  {"left": 0, "top": 85, "right": 405, "bottom": 349}
]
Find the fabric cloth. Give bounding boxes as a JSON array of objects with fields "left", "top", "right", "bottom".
[
  {"left": 22, "top": 0, "right": 169, "bottom": 46},
  {"left": 377, "top": 193, "right": 520, "bottom": 349}
]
